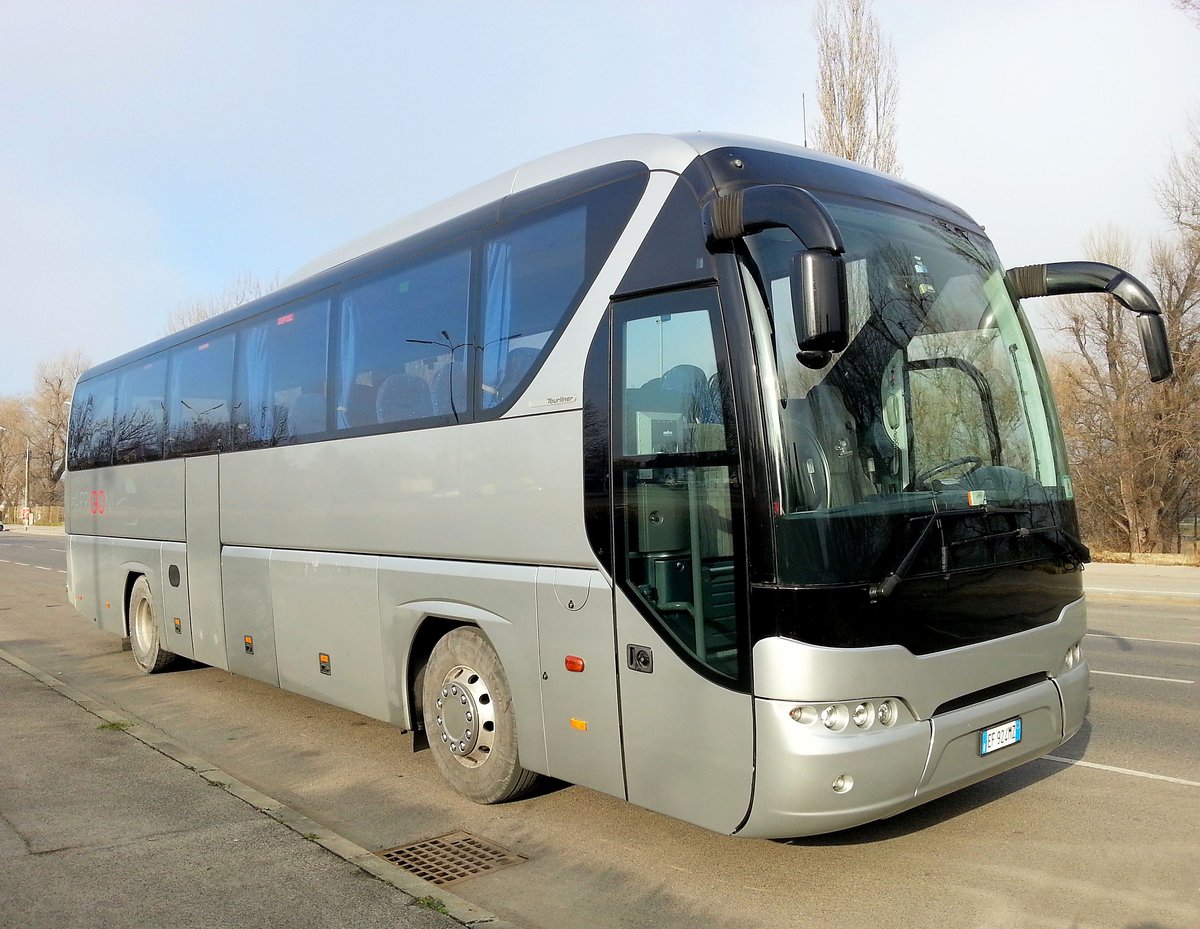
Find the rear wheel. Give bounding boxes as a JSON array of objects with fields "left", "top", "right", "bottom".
[
  {"left": 421, "top": 627, "right": 540, "bottom": 804},
  {"left": 128, "top": 576, "right": 176, "bottom": 674}
]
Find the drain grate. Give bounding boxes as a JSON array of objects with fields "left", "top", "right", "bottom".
[{"left": 375, "top": 831, "right": 528, "bottom": 886}]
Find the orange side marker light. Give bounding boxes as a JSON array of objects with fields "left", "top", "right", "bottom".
[
  {"left": 570, "top": 718, "right": 588, "bottom": 732},
  {"left": 565, "top": 655, "right": 585, "bottom": 673}
]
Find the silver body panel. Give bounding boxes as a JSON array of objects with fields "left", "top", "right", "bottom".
[
  {"left": 184, "top": 457, "right": 228, "bottom": 671},
  {"left": 535, "top": 568, "right": 625, "bottom": 799},
  {"left": 615, "top": 593, "right": 754, "bottom": 834}
]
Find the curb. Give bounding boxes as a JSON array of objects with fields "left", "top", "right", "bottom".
[{"left": 0, "top": 646, "right": 523, "bottom": 929}]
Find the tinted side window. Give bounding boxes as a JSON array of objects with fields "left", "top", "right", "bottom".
[
  {"left": 166, "top": 332, "right": 235, "bottom": 456},
  {"left": 480, "top": 209, "right": 586, "bottom": 410},
  {"left": 68, "top": 374, "right": 117, "bottom": 470},
  {"left": 335, "top": 250, "right": 471, "bottom": 429},
  {"left": 114, "top": 356, "right": 167, "bottom": 464},
  {"left": 478, "top": 172, "right": 646, "bottom": 414},
  {"left": 233, "top": 298, "right": 331, "bottom": 448}
]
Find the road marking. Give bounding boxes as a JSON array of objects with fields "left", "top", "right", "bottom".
[
  {"left": 1044, "top": 755, "right": 1200, "bottom": 788},
  {"left": 1087, "top": 632, "right": 1200, "bottom": 647},
  {"left": 1091, "top": 669, "right": 1195, "bottom": 684},
  {"left": 34, "top": 566, "right": 51, "bottom": 571}
]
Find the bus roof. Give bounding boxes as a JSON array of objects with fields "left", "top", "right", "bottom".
[{"left": 78, "top": 132, "right": 974, "bottom": 384}]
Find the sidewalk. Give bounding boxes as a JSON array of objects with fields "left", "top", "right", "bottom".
[{"left": 0, "top": 654, "right": 513, "bottom": 929}]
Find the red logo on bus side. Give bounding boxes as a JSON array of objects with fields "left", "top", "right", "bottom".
[{"left": 89, "top": 490, "right": 106, "bottom": 515}]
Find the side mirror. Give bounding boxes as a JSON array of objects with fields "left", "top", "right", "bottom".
[
  {"left": 791, "top": 250, "right": 849, "bottom": 355},
  {"left": 1006, "top": 261, "right": 1174, "bottom": 383}
]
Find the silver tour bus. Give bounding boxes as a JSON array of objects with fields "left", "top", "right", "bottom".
[{"left": 65, "top": 134, "right": 1173, "bottom": 837}]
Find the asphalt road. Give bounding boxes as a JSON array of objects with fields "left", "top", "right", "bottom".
[{"left": 1, "top": 533, "right": 1197, "bottom": 929}]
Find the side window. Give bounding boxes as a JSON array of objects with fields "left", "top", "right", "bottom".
[
  {"left": 614, "top": 288, "right": 743, "bottom": 683},
  {"left": 335, "top": 250, "right": 471, "bottom": 429},
  {"left": 114, "top": 356, "right": 167, "bottom": 464},
  {"left": 68, "top": 374, "right": 117, "bottom": 470},
  {"left": 477, "top": 171, "right": 646, "bottom": 415},
  {"left": 480, "top": 208, "right": 587, "bottom": 410},
  {"left": 166, "top": 332, "right": 235, "bottom": 456},
  {"left": 233, "top": 299, "right": 331, "bottom": 448}
]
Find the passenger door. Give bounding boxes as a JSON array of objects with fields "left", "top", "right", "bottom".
[{"left": 608, "top": 287, "right": 754, "bottom": 834}]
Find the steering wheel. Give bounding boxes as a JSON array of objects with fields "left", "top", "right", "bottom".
[{"left": 914, "top": 455, "right": 982, "bottom": 490}]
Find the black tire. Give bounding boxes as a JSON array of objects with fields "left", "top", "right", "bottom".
[
  {"left": 421, "top": 626, "right": 540, "bottom": 804},
  {"left": 128, "top": 576, "right": 176, "bottom": 674}
]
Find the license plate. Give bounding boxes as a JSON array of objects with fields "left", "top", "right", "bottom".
[{"left": 979, "top": 717, "right": 1022, "bottom": 756}]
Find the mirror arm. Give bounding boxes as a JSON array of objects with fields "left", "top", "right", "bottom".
[
  {"left": 1006, "top": 260, "right": 1174, "bottom": 383},
  {"left": 702, "top": 185, "right": 845, "bottom": 254},
  {"left": 1007, "top": 261, "right": 1162, "bottom": 315}
]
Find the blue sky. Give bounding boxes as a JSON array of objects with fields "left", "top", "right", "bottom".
[{"left": 1, "top": 0, "right": 1197, "bottom": 394}]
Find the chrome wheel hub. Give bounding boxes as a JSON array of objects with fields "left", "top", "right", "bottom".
[{"left": 435, "top": 664, "right": 497, "bottom": 767}]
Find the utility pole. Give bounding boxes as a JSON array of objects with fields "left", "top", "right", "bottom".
[{"left": 24, "top": 437, "right": 30, "bottom": 529}]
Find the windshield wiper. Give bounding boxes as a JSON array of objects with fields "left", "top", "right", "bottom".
[
  {"left": 949, "top": 523, "right": 1090, "bottom": 566},
  {"left": 867, "top": 505, "right": 1031, "bottom": 602}
]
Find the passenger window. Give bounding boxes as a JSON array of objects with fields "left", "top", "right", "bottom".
[
  {"left": 114, "top": 356, "right": 167, "bottom": 464},
  {"left": 480, "top": 208, "right": 587, "bottom": 410},
  {"left": 233, "top": 299, "right": 331, "bottom": 447},
  {"left": 167, "top": 332, "right": 235, "bottom": 456},
  {"left": 614, "top": 289, "right": 742, "bottom": 681},
  {"left": 68, "top": 374, "right": 117, "bottom": 469},
  {"left": 335, "top": 250, "right": 471, "bottom": 428}
]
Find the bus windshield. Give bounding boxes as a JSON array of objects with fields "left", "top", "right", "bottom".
[{"left": 743, "top": 196, "right": 1078, "bottom": 589}]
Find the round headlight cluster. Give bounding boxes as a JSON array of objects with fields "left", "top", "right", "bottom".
[
  {"left": 1063, "top": 640, "right": 1083, "bottom": 671},
  {"left": 790, "top": 698, "right": 900, "bottom": 731}
]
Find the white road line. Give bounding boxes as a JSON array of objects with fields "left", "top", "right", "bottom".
[
  {"left": 13, "top": 562, "right": 29, "bottom": 567},
  {"left": 34, "top": 566, "right": 51, "bottom": 571},
  {"left": 1091, "top": 669, "right": 1195, "bottom": 684},
  {"left": 57, "top": 570, "right": 67, "bottom": 575},
  {"left": 1044, "top": 755, "right": 1200, "bottom": 788},
  {"left": 1087, "top": 632, "right": 1200, "bottom": 647}
]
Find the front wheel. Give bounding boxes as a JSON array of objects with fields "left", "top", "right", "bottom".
[
  {"left": 128, "top": 576, "right": 176, "bottom": 674},
  {"left": 421, "top": 627, "right": 540, "bottom": 804}
]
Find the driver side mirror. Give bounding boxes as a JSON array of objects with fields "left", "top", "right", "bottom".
[
  {"left": 1006, "top": 261, "right": 1174, "bottom": 383},
  {"left": 791, "top": 250, "right": 849, "bottom": 360}
]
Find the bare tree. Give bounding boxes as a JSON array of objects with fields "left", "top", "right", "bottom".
[
  {"left": 1157, "top": 116, "right": 1200, "bottom": 238},
  {"left": 1053, "top": 220, "right": 1200, "bottom": 554},
  {"left": 165, "top": 271, "right": 279, "bottom": 334},
  {"left": 30, "top": 351, "right": 89, "bottom": 505},
  {"left": 1174, "top": 0, "right": 1200, "bottom": 27},
  {"left": 0, "top": 396, "right": 31, "bottom": 518},
  {"left": 811, "top": 0, "right": 901, "bottom": 175}
]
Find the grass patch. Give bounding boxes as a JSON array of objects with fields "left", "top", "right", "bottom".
[
  {"left": 97, "top": 720, "right": 131, "bottom": 732},
  {"left": 413, "top": 896, "right": 449, "bottom": 914}
]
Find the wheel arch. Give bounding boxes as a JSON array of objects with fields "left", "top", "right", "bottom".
[{"left": 396, "top": 600, "right": 514, "bottom": 731}]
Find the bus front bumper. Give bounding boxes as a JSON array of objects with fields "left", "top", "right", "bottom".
[{"left": 736, "top": 667, "right": 1086, "bottom": 839}]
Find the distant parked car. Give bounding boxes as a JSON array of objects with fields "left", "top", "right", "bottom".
[{"left": 0, "top": 520, "right": 5, "bottom": 531}]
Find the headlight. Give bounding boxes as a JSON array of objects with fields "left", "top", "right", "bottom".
[{"left": 789, "top": 698, "right": 906, "bottom": 731}]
